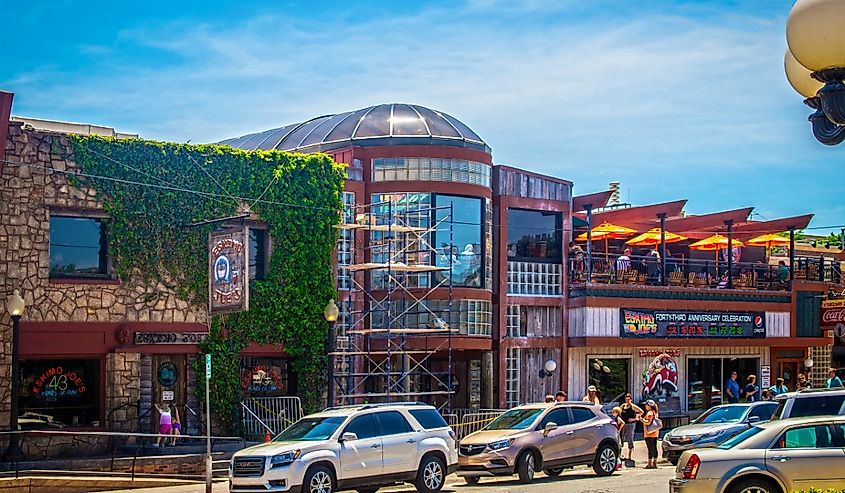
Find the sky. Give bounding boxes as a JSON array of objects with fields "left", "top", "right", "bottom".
[{"left": 3, "top": 0, "right": 843, "bottom": 235}]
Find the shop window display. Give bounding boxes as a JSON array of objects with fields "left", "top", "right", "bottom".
[
  {"left": 687, "top": 357, "right": 758, "bottom": 412},
  {"left": 588, "top": 358, "right": 629, "bottom": 405},
  {"left": 18, "top": 359, "right": 101, "bottom": 427}
]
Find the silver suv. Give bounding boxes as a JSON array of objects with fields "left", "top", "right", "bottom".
[
  {"left": 230, "top": 403, "right": 458, "bottom": 493},
  {"left": 772, "top": 388, "right": 845, "bottom": 419}
]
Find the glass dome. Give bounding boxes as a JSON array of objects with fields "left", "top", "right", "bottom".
[{"left": 219, "top": 103, "right": 490, "bottom": 153}]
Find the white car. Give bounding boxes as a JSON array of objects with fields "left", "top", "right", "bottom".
[{"left": 230, "top": 403, "right": 458, "bottom": 493}]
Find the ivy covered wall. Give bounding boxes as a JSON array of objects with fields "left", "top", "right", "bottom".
[{"left": 67, "top": 135, "right": 345, "bottom": 429}]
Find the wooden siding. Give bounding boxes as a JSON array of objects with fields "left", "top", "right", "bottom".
[
  {"left": 518, "top": 347, "right": 563, "bottom": 404},
  {"left": 765, "top": 312, "right": 790, "bottom": 338},
  {"left": 568, "top": 307, "right": 619, "bottom": 338},
  {"left": 567, "top": 346, "right": 770, "bottom": 413}
]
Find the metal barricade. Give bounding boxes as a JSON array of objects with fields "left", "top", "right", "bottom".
[
  {"left": 453, "top": 410, "right": 505, "bottom": 440},
  {"left": 240, "top": 397, "right": 303, "bottom": 440}
]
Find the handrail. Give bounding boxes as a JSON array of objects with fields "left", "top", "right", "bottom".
[{"left": 239, "top": 401, "right": 275, "bottom": 435}]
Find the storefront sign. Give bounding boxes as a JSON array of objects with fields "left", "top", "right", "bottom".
[
  {"left": 162, "top": 390, "right": 174, "bottom": 401},
  {"left": 821, "top": 299, "right": 845, "bottom": 326},
  {"left": 32, "top": 366, "right": 87, "bottom": 399},
  {"left": 134, "top": 332, "right": 208, "bottom": 345},
  {"left": 621, "top": 309, "right": 766, "bottom": 338},
  {"left": 241, "top": 366, "right": 284, "bottom": 394},
  {"left": 638, "top": 348, "right": 681, "bottom": 358},
  {"left": 209, "top": 228, "right": 249, "bottom": 314}
]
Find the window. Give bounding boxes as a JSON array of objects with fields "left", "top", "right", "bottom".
[
  {"left": 337, "top": 192, "right": 355, "bottom": 290},
  {"left": 777, "top": 425, "right": 837, "bottom": 449},
  {"left": 570, "top": 407, "right": 595, "bottom": 424},
  {"left": 238, "top": 357, "right": 289, "bottom": 397},
  {"left": 507, "top": 262, "right": 561, "bottom": 296},
  {"left": 486, "top": 408, "right": 542, "bottom": 430},
  {"left": 507, "top": 209, "right": 562, "bottom": 262},
  {"left": 49, "top": 216, "right": 109, "bottom": 278},
  {"left": 275, "top": 416, "right": 345, "bottom": 441},
  {"left": 789, "top": 395, "right": 845, "bottom": 418},
  {"left": 588, "top": 358, "right": 629, "bottom": 404},
  {"left": 540, "top": 409, "right": 570, "bottom": 428},
  {"left": 687, "top": 357, "right": 759, "bottom": 412},
  {"left": 374, "top": 411, "right": 413, "bottom": 436},
  {"left": 344, "top": 414, "right": 377, "bottom": 439},
  {"left": 18, "top": 359, "right": 101, "bottom": 427},
  {"left": 409, "top": 409, "right": 448, "bottom": 430},
  {"left": 248, "top": 228, "right": 267, "bottom": 280},
  {"left": 434, "top": 195, "right": 484, "bottom": 288},
  {"left": 372, "top": 158, "right": 491, "bottom": 187},
  {"left": 748, "top": 403, "right": 777, "bottom": 422}
]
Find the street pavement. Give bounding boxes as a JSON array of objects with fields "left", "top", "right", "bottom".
[{"left": 103, "top": 440, "right": 675, "bottom": 493}]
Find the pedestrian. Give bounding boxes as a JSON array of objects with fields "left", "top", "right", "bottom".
[
  {"left": 760, "top": 389, "right": 771, "bottom": 401},
  {"left": 769, "top": 377, "right": 788, "bottom": 396},
  {"left": 554, "top": 391, "right": 567, "bottom": 402},
  {"left": 744, "top": 375, "right": 759, "bottom": 402},
  {"left": 583, "top": 385, "right": 601, "bottom": 405},
  {"left": 619, "top": 393, "right": 643, "bottom": 464},
  {"left": 154, "top": 403, "right": 172, "bottom": 447},
  {"left": 797, "top": 373, "right": 812, "bottom": 390},
  {"left": 610, "top": 407, "right": 625, "bottom": 471},
  {"left": 725, "top": 371, "right": 740, "bottom": 404},
  {"left": 827, "top": 368, "right": 843, "bottom": 388},
  {"left": 640, "top": 400, "right": 661, "bottom": 469},
  {"left": 169, "top": 406, "right": 182, "bottom": 446},
  {"left": 545, "top": 394, "right": 555, "bottom": 403}
]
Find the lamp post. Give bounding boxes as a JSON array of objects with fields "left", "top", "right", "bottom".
[
  {"left": 323, "top": 299, "right": 339, "bottom": 409},
  {"left": 3, "top": 290, "right": 25, "bottom": 462},
  {"left": 784, "top": 0, "right": 845, "bottom": 145}
]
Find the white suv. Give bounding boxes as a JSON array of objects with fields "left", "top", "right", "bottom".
[
  {"left": 771, "top": 387, "right": 845, "bottom": 419},
  {"left": 229, "top": 403, "right": 458, "bottom": 493}
]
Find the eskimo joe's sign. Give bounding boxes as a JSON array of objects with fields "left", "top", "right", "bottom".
[
  {"left": 32, "top": 366, "right": 87, "bottom": 399},
  {"left": 621, "top": 309, "right": 766, "bottom": 338},
  {"left": 209, "top": 228, "right": 249, "bottom": 314}
]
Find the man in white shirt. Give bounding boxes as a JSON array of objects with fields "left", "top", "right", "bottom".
[{"left": 616, "top": 248, "right": 632, "bottom": 272}]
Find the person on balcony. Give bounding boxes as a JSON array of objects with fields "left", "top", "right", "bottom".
[
  {"left": 569, "top": 241, "right": 584, "bottom": 276},
  {"left": 777, "top": 260, "right": 790, "bottom": 283},
  {"left": 616, "top": 248, "right": 632, "bottom": 272}
]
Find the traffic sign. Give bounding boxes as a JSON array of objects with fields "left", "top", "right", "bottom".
[{"left": 205, "top": 353, "right": 212, "bottom": 379}]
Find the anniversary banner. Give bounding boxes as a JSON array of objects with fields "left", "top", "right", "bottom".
[{"left": 621, "top": 308, "right": 766, "bottom": 338}]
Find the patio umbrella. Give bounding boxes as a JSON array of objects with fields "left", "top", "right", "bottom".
[
  {"left": 689, "top": 234, "right": 745, "bottom": 278},
  {"left": 625, "top": 228, "right": 687, "bottom": 247},
  {"left": 746, "top": 232, "right": 791, "bottom": 266},
  {"left": 575, "top": 222, "right": 637, "bottom": 262}
]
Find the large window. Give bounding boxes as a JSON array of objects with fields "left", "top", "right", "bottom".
[
  {"left": 248, "top": 228, "right": 267, "bottom": 280},
  {"left": 588, "top": 357, "right": 630, "bottom": 404},
  {"left": 434, "top": 195, "right": 483, "bottom": 288},
  {"left": 49, "top": 216, "right": 109, "bottom": 278},
  {"left": 337, "top": 192, "right": 355, "bottom": 290},
  {"left": 18, "top": 359, "right": 101, "bottom": 427},
  {"left": 507, "top": 209, "right": 562, "bottom": 262},
  {"left": 372, "top": 158, "right": 491, "bottom": 187},
  {"left": 687, "top": 357, "right": 758, "bottom": 412}
]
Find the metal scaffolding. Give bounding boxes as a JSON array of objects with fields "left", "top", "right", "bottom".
[{"left": 331, "top": 196, "right": 456, "bottom": 410}]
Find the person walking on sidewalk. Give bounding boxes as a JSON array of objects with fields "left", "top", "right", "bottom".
[
  {"left": 620, "top": 393, "right": 643, "bottom": 464},
  {"left": 640, "top": 400, "right": 661, "bottom": 469}
]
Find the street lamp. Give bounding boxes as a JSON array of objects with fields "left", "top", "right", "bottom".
[
  {"left": 538, "top": 359, "right": 557, "bottom": 379},
  {"left": 3, "top": 290, "right": 25, "bottom": 462},
  {"left": 784, "top": 0, "right": 845, "bottom": 145},
  {"left": 323, "top": 299, "right": 339, "bottom": 409}
]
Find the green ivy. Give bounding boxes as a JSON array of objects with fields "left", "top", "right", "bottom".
[{"left": 65, "top": 135, "right": 344, "bottom": 430}]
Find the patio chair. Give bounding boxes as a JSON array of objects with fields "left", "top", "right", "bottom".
[{"left": 668, "top": 271, "right": 684, "bottom": 286}]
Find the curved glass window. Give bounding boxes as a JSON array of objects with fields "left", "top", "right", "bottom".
[
  {"left": 435, "top": 195, "right": 483, "bottom": 288},
  {"left": 372, "top": 158, "right": 491, "bottom": 187},
  {"left": 507, "top": 209, "right": 562, "bottom": 263}
]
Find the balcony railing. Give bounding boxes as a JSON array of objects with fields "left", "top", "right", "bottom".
[{"left": 568, "top": 253, "right": 844, "bottom": 291}]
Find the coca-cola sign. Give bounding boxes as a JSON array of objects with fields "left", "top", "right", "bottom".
[{"left": 821, "top": 299, "right": 845, "bottom": 325}]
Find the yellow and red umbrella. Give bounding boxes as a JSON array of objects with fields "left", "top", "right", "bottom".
[
  {"left": 625, "top": 228, "right": 687, "bottom": 247},
  {"left": 576, "top": 222, "right": 637, "bottom": 262},
  {"left": 689, "top": 234, "right": 745, "bottom": 276},
  {"left": 746, "top": 233, "right": 791, "bottom": 248}
]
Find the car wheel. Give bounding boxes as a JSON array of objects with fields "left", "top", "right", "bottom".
[
  {"left": 544, "top": 467, "right": 564, "bottom": 477},
  {"left": 414, "top": 455, "right": 446, "bottom": 493},
  {"left": 730, "top": 478, "right": 779, "bottom": 493},
  {"left": 667, "top": 455, "right": 679, "bottom": 466},
  {"left": 302, "top": 465, "right": 335, "bottom": 493},
  {"left": 516, "top": 451, "right": 536, "bottom": 484},
  {"left": 464, "top": 476, "right": 480, "bottom": 485},
  {"left": 592, "top": 443, "right": 617, "bottom": 476}
]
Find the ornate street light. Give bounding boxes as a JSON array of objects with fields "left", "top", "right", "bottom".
[
  {"left": 785, "top": 0, "right": 845, "bottom": 145},
  {"left": 3, "top": 290, "right": 25, "bottom": 462},
  {"left": 323, "top": 299, "right": 339, "bottom": 408}
]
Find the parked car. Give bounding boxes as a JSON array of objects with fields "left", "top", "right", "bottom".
[
  {"left": 771, "top": 387, "right": 845, "bottom": 419},
  {"left": 670, "top": 415, "right": 845, "bottom": 493},
  {"left": 662, "top": 402, "right": 777, "bottom": 465},
  {"left": 457, "top": 402, "right": 620, "bottom": 485},
  {"left": 229, "top": 402, "right": 458, "bottom": 493}
]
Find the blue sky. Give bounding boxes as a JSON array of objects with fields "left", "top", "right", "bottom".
[{"left": 3, "top": 1, "right": 842, "bottom": 234}]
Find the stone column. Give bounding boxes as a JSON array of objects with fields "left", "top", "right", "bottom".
[{"left": 105, "top": 353, "right": 141, "bottom": 432}]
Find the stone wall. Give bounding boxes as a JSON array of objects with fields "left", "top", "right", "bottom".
[
  {"left": 105, "top": 353, "right": 141, "bottom": 431},
  {"left": 0, "top": 122, "right": 209, "bottom": 430}
]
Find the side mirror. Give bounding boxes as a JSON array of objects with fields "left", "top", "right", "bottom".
[
  {"left": 543, "top": 422, "right": 558, "bottom": 436},
  {"left": 339, "top": 432, "right": 358, "bottom": 443},
  {"left": 747, "top": 416, "right": 760, "bottom": 424}
]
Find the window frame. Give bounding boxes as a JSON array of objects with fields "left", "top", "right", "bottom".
[
  {"left": 48, "top": 211, "right": 112, "bottom": 280},
  {"left": 773, "top": 424, "right": 840, "bottom": 449},
  {"left": 18, "top": 357, "right": 104, "bottom": 428},
  {"left": 538, "top": 408, "right": 572, "bottom": 429},
  {"left": 506, "top": 208, "right": 563, "bottom": 264},
  {"left": 247, "top": 226, "right": 269, "bottom": 281},
  {"left": 432, "top": 193, "right": 485, "bottom": 289},
  {"left": 373, "top": 410, "right": 414, "bottom": 436},
  {"left": 342, "top": 413, "right": 378, "bottom": 440}
]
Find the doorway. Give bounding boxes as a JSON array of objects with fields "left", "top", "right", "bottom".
[
  {"left": 151, "top": 355, "right": 187, "bottom": 431},
  {"left": 778, "top": 360, "right": 801, "bottom": 391}
]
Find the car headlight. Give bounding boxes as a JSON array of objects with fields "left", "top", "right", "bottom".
[
  {"left": 487, "top": 439, "right": 514, "bottom": 451},
  {"left": 270, "top": 450, "right": 301, "bottom": 468}
]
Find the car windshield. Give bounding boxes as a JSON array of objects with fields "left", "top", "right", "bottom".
[
  {"left": 716, "top": 426, "right": 764, "bottom": 449},
  {"left": 485, "top": 409, "right": 543, "bottom": 430},
  {"left": 695, "top": 406, "right": 748, "bottom": 424},
  {"left": 274, "top": 416, "right": 346, "bottom": 441}
]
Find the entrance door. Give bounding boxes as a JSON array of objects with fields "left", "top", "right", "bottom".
[
  {"left": 778, "top": 361, "right": 800, "bottom": 391},
  {"left": 151, "top": 355, "right": 187, "bottom": 430}
]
